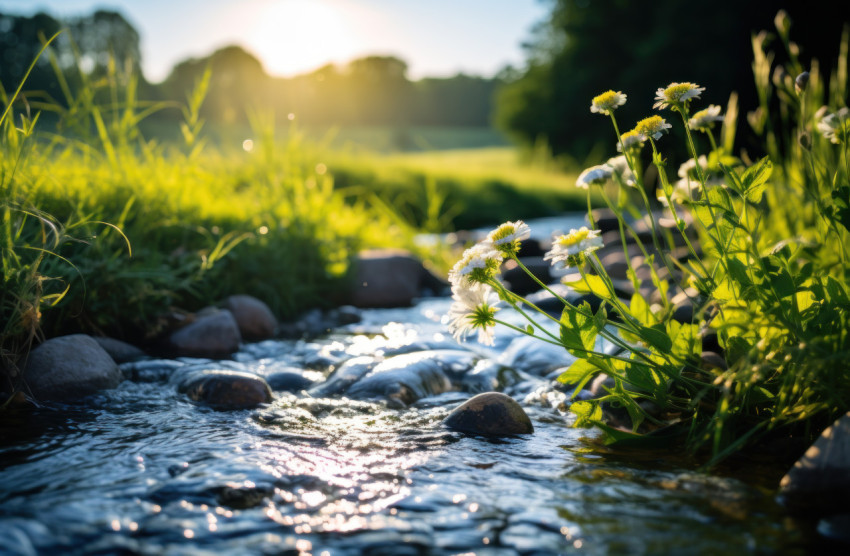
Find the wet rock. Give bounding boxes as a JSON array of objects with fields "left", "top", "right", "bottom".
[
  {"left": 121, "top": 359, "right": 186, "bottom": 382},
  {"left": 277, "top": 308, "right": 334, "bottom": 339},
  {"left": 462, "top": 360, "right": 524, "bottom": 393},
  {"left": 23, "top": 334, "right": 122, "bottom": 402},
  {"left": 329, "top": 304, "right": 362, "bottom": 325},
  {"left": 224, "top": 295, "right": 277, "bottom": 341},
  {"left": 169, "top": 310, "right": 241, "bottom": 358},
  {"left": 502, "top": 257, "right": 552, "bottom": 296},
  {"left": 444, "top": 392, "right": 533, "bottom": 435},
  {"left": 308, "top": 355, "right": 380, "bottom": 397},
  {"left": 177, "top": 370, "right": 272, "bottom": 409},
  {"left": 266, "top": 371, "right": 314, "bottom": 393},
  {"left": 346, "top": 350, "right": 477, "bottom": 407},
  {"left": 780, "top": 412, "right": 850, "bottom": 516},
  {"left": 498, "top": 336, "right": 577, "bottom": 376},
  {"left": 93, "top": 337, "right": 146, "bottom": 363},
  {"left": 349, "top": 249, "right": 446, "bottom": 308}
]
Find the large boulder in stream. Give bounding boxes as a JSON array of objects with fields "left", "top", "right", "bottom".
[
  {"left": 349, "top": 249, "right": 447, "bottom": 308},
  {"left": 168, "top": 310, "right": 241, "bottom": 358},
  {"left": 176, "top": 370, "right": 272, "bottom": 410},
  {"left": 23, "top": 334, "right": 123, "bottom": 402},
  {"left": 444, "top": 392, "right": 533, "bottom": 436},
  {"left": 345, "top": 350, "right": 478, "bottom": 407},
  {"left": 780, "top": 412, "right": 850, "bottom": 516},
  {"left": 224, "top": 295, "right": 278, "bottom": 341}
]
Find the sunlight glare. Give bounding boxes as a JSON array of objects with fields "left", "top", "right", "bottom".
[{"left": 246, "top": 0, "right": 357, "bottom": 76}]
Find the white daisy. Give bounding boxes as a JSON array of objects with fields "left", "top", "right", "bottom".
[
  {"left": 634, "top": 115, "right": 672, "bottom": 140},
  {"left": 448, "top": 243, "right": 503, "bottom": 287},
  {"left": 688, "top": 105, "right": 724, "bottom": 131},
  {"left": 576, "top": 164, "right": 614, "bottom": 189},
  {"left": 486, "top": 220, "right": 531, "bottom": 256},
  {"left": 544, "top": 227, "right": 603, "bottom": 268},
  {"left": 591, "top": 90, "right": 627, "bottom": 115},
  {"left": 654, "top": 82, "right": 706, "bottom": 110},
  {"left": 617, "top": 129, "right": 646, "bottom": 152},
  {"left": 607, "top": 155, "right": 636, "bottom": 187},
  {"left": 817, "top": 107, "right": 850, "bottom": 144},
  {"left": 447, "top": 283, "right": 501, "bottom": 345},
  {"left": 677, "top": 155, "right": 709, "bottom": 180}
]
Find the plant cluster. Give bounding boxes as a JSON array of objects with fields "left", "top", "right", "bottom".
[{"left": 447, "top": 16, "right": 850, "bottom": 463}]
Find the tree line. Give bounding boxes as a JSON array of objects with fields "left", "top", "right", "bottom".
[{"left": 0, "top": 10, "right": 501, "bottom": 129}]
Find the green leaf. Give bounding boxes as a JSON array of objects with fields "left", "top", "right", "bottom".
[
  {"left": 668, "top": 320, "right": 701, "bottom": 361},
  {"left": 725, "top": 336, "right": 752, "bottom": 365},
  {"left": 831, "top": 185, "right": 850, "bottom": 232},
  {"left": 558, "top": 359, "right": 601, "bottom": 399},
  {"left": 570, "top": 400, "right": 603, "bottom": 427},
  {"left": 637, "top": 323, "right": 673, "bottom": 353},
  {"left": 562, "top": 274, "right": 610, "bottom": 298},
  {"left": 559, "top": 302, "right": 599, "bottom": 357},
  {"left": 629, "top": 293, "right": 654, "bottom": 326},
  {"left": 740, "top": 157, "right": 772, "bottom": 203}
]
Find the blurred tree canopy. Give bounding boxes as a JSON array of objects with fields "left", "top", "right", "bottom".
[
  {"left": 0, "top": 9, "right": 501, "bottom": 131},
  {"left": 496, "top": 0, "right": 850, "bottom": 158}
]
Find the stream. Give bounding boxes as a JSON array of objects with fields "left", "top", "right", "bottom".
[{"left": 0, "top": 297, "right": 816, "bottom": 555}]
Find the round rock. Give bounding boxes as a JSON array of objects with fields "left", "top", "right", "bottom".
[
  {"left": 169, "top": 310, "right": 241, "bottom": 358},
  {"left": 24, "top": 334, "right": 123, "bottom": 401},
  {"left": 178, "top": 370, "right": 272, "bottom": 410},
  {"left": 444, "top": 392, "right": 533, "bottom": 436},
  {"left": 224, "top": 295, "right": 278, "bottom": 341}
]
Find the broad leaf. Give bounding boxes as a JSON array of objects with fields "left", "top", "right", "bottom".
[{"left": 560, "top": 302, "right": 599, "bottom": 357}]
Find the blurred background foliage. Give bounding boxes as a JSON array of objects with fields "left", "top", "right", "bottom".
[{"left": 2, "top": 2, "right": 849, "bottom": 158}]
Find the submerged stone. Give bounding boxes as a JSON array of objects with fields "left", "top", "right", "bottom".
[
  {"left": 444, "top": 392, "right": 533, "bottom": 435},
  {"left": 266, "top": 370, "right": 314, "bottom": 393},
  {"left": 177, "top": 370, "right": 272, "bottom": 410},
  {"left": 345, "top": 350, "right": 476, "bottom": 407}
]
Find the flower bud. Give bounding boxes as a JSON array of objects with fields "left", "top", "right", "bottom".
[
  {"left": 798, "top": 131, "right": 811, "bottom": 151},
  {"left": 774, "top": 10, "right": 790, "bottom": 37},
  {"left": 795, "top": 71, "right": 810, "bottom": 95}
]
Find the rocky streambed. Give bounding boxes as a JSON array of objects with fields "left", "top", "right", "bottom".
[{"left": 0, "top": 295, "right": 832, "bottom": 555}]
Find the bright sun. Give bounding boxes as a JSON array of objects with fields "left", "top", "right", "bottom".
[{"left": 244, "top": 0, "right": 357, "bottom": 76}]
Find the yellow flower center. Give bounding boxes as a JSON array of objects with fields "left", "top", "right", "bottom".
[
  {"left": 664, "top": 83, "right": 697, "bottom": 101},
  {"left": 593, "top": 90, "right": 620, "bottom": 108},
  {"left": 635, "top": 115, "right": 667, "bottom": 136},
  {"left": 558, "top": 229, "right": 590, "bottom": 247}
]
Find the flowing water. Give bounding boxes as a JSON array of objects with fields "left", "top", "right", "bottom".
[{"left": 0, "top": 298, "right": 818, "bottom": 555}]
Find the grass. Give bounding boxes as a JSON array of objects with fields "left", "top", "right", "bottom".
[
  {"left": 0, "top": 43, "right": 595, "bottom": 399},
  {"left": 323, "top": 146, "right": 590, "bottom": 231}
]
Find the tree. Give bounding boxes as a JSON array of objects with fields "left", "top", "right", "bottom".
[{"left": 496, "top": 0, "right": 850, "bottom": 159}]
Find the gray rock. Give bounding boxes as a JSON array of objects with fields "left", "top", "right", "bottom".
[
  {"left": 176, "top": 370, "right": 272, "bottom": 409},
  {"left": 780, "top": 412, "right": 850, "bottom": 515},
  {"left": 346, "top": 350, "right": 476, "bottom": 407},
  {"left": 308, "top": 355, "right": 380, "bottom": 398},
  {"left": 266, "top": 371, "right": 314, "bottom": 393},
  {"left": 23, "top": 334, "right": 123, "bottom": 401},
  {"left": 169, "top": 310, "right": 241, "bottom": 358},
  {"left": 502, "top": 257, "right": 552, "bottom": 295},
  {"left": 93, "top": 337, "right": 146, "bottom": 363},
  {"left": 224, "top": 295, "right": 277, "bottom": 341},
  {"left": 700, "top": 351, "right": 727, "bottom": 371},
  {"left": 349, "top": 249, "right": 445, "bottom": 308},
  {"left": 498, "top": 335, "right": 577, "bottom": 376},
  {"left": 444, "top": 392, "right": 533, "bottom": 435}
]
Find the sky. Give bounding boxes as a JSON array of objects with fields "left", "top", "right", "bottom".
[{"left": 0, "top": 0, "right": 549, "bottom": 83}]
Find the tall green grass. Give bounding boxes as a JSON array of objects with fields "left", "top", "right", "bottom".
[{"left": 0, "top": 39, "right": 427, "bottom": 395}]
